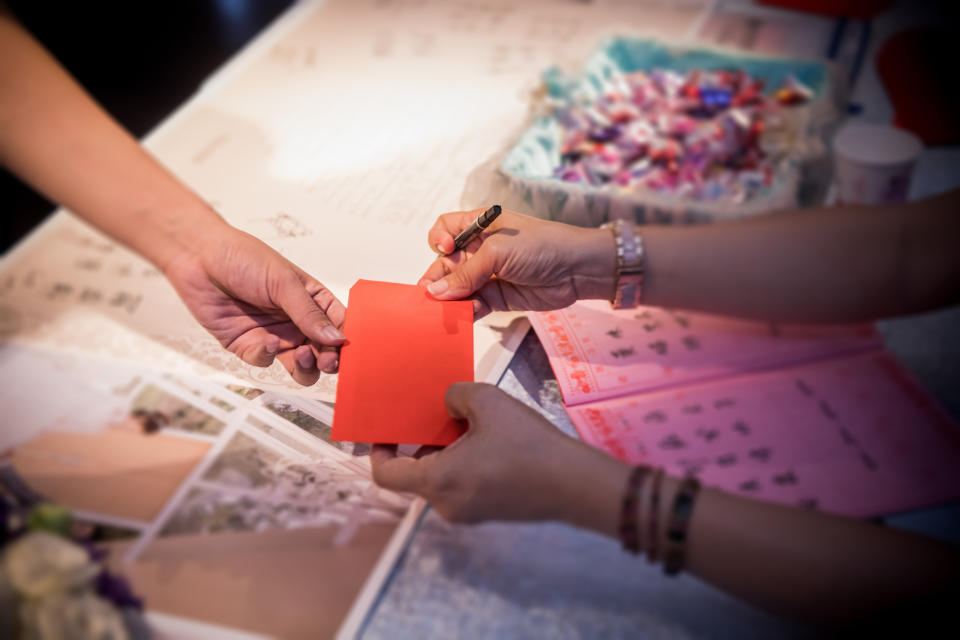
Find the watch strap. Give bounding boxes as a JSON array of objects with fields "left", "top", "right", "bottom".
[{"left": 603, "top": 219, "right": 644, "bottom": 309}]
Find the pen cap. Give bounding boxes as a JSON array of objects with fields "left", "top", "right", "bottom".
[{"left": 478, "top": 204, "right": 502, "bottom": 228}]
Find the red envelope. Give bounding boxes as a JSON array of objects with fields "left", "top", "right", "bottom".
[{"left": 331, "top": 280, "right": 474, "bottom": 445}]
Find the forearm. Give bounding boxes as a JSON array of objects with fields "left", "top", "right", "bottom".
[
  {"left": 0, "top": 12, "right": 226, "bottom": 271},
  {"left": 637, "top": 192, "right": 960, "bottom": 322},
  {"left": 557, "top": 448, "right": 960, "bottom": 627},
  {"left": 685, "top": 487, "right": 960, "bottom": 626},
  {"left": 549, "top": 438, "right": 632, "bottom": 536}
]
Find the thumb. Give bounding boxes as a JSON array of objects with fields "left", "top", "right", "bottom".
[
  {"left": 444, "top": 382, "right": 496, "bottom": 423},
  {"left": 426, "top": 244, "right": 501, "bottom": 300},
  {"left": 275, "top": 273, "right": 346, "bottom": 346},
  {"left": 370, "top": 445, "right": 426, "bottom": 493}
]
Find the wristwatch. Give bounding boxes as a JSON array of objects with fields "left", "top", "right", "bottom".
[{"left": 601, "top": 219, "right": 645, "bottom": 309}]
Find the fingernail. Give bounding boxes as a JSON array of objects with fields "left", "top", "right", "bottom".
[
  {"left": 296, "top": 349, "right": 314, "bottom": 369},
  {"left": 321, "top": 326, "right": 345, "bottom": 342},
  {"left": 264, "top": 336, "right": 279, "bottom": 355},
  {"left": 427, "top": 279, "right": 448, "bottom": 296},
  {"left": 436, "top": 243, "right": 447, "bottom": 254}
]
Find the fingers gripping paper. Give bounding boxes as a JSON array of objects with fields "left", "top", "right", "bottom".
[{"left": 332, "top": 280, "right": 474, "bottom": 445}]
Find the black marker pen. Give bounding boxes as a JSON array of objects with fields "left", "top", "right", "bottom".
[{"left": 452, "top": 204, "right": 502, "bottom": 252}]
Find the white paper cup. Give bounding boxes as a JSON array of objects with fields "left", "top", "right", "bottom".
[{"left": 832, "top": 123, "right": 923, "bottom": 205}]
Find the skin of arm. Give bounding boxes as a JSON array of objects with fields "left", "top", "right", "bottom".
[
  {"left": 0, "top": 9, "right": 344, "bottom": 385},
  {"left": 371, "top": 383, "right": 960, "bottom": 631},
  {"left": 421, "top": 190, "right": 960, "bottom": 323},
  {"left": 407, "top": 68, "right": 960, "bottom": 631}
]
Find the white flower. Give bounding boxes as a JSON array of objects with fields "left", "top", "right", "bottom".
[
  {"left": 21, "top": 591, "right": 129, "bottom": 640},
  {"left": 2, "top": 532, "right": 132, "bottom": 639},
  {"left": 2, "top": 532, "right": 98, "bottom": 599}
]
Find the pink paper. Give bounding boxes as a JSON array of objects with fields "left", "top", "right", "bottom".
[
  {"left": 567, "top": 352, "right": 960, "bottom": 517},
  {"left": 530, "top": 302, "right": 960, "bottom": 517},
  {"left": 529, "top": 301, "right": 879, "bottom": 405}
]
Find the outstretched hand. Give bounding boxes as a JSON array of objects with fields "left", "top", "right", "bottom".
[
  {"left": 418, "top": 208, "right": 616, "bottom": 318},
  {"left": 163, "top": 226, "right": 345, "bottom": 386},
  {"left": 370, "top": 382, "right": 616, "bottom": 524}
]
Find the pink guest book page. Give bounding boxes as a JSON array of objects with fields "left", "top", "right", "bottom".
[
  {"left": 530, "top": 302, "right": 960, "bottom": 517},
  {"left": 528, "top": 301, "right": 880, "bottom": 405}
]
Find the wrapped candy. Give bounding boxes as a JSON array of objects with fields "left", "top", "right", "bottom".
[
  {"left": 549, "top": 66, "right": 814, "bottom": 202},
  {"left": 774, "top": 73, "right": 815, "bottom": 106}
]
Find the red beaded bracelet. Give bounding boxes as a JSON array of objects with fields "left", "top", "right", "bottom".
[
  {"left": 619, "top": 466, "right": 650, "bottom": 554},
  {"left": 663, "top": 475, "right": 702, "bottom": 576}
]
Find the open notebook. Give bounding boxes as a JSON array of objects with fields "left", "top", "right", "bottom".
[{"left": 529, "top": 301, "right": 960, "bottom": 518}]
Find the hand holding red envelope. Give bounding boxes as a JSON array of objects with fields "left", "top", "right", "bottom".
[{"left": 331, "top": 280, "right": 474, "bottom": 446}]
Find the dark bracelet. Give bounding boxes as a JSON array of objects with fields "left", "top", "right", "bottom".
[
  {"left": 663, "top": 475, "right": 702, "bottom": 576},
  {"left": 619, "top": 466, "right": 650, "bottom": 554},
  {"left": 646, "top": 468, "right": 664, "bottom": 564}
]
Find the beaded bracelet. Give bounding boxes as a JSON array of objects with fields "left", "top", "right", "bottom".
[
  {"left": 645, "top": 468, "right": 664, "bottom": 564},
  {"left": 619, "top": 466, "right": 650, "bottom": 554},
  {"left": 663, "top": 475, "right": 702, "bottom": 576}
]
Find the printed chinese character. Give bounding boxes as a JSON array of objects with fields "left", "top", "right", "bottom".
[
  {"left": 606, "top": 327, "right": 623, "bottom": 338},
  {"left": 795, "top": 379, "right": 814, "bottom": 397},
  {"left": 714, "top": 398, "right": 736, "bottom": 409},
  {"left": 738, "top": 478, "right": 761, "bottom": 492},
  {"left": 694, "top": 427, "right": 720, "bottom": 442},
  {"left": 681, "top": 335, "right": 701, "bottom": 351},
  {"left": 643, "top": 410, "right": 668, "bottom": 424},
  {"left": 672, "top": 313, "right": 691, "bottom": 329},
  {"left": 716, "top": 453, "right": 737, "bottom": 467},
  {"left": 747, "top": 447, "right": 771, "bottom": 462},
  {"left": 648, "top": 340, "right": 668, "bottom": 355},
  {"left": 732, "top": 420, "right": 751, "bottom": 436},
  {"left": 46, "top": 282, "right": 73, "bottom": 300},
  {"left": 610, "top": 347, "right": 635, "bottom": 359},
  {"left": 74, "top": 258, "right": 101, "bottom": 271},
  {"left": 658, "top": 434, "right": 686, "bottom": 450},
  {"left": 109, "top": 291, "right": 143, "bottom": 314},
  {"left": 681, "top": 404, "right": 703, "bottom": 415},
  {"left": 772, "top": 470, "right": 798, "bottom": 486},
  {"left": 79, "top": 287, "right": 102, "bottom": 303},
  {"left": 678, "top": 458, "right": 707, "bottom": 476}
]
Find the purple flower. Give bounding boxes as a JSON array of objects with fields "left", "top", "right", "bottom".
[{"left": 95, "top": 569, "right": 144, "bottom": 611}]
